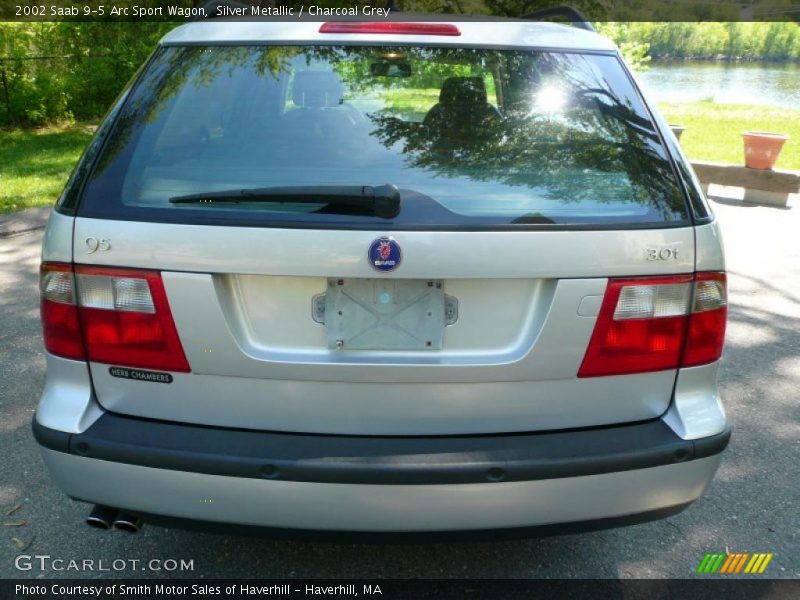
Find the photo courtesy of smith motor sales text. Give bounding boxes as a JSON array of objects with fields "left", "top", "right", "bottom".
[{"left": 13, "top": 583, "right": 383, "bottom": 597}]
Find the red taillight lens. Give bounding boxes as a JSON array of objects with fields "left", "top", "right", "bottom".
[
  {"left": 41, "top": 263, "right": 85, "bottom": 361},
  {"left": 682, "top": 273, "right": 727, "bottom": 367},
  {"left": 39, "top": 263, "right": 190, "bottom": 372},
  {"left": 319, "top": 22, "right": 461, "bottom": 36},
  {"left": 578, "top": 273, "right": 727, "bottom": 378},
  {"left": 76, "top": 266, "right": 190, "bottom": 372},
  {"left": 578, "top": 275, "right": 692, "bottom": 378}
]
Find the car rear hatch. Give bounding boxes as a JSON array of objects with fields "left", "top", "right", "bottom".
[{"left": 48, "top": 24, "right": 723, "bottom": 435}]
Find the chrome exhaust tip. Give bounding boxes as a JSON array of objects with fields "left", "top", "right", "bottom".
[
  {"left": 86, "top": 505, "right": 118, "bottom": 530},
  {"left": 113, "top": 512, "right": 143, "bottom": 533}
]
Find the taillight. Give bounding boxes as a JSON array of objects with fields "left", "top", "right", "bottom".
[
  {"left": 319, "top": 22, "right": 461, "bottom": 36},
  {"left": 578, "top": 273, "right": 727, "bottom": 378},
  {"left": 41, "top": 263, "right": 84, "bottom": 360},
  {"left": 40, "top": 263, "right": 190, "bottom": 372},
  {"left": 682, "top": 273, "right": 727, "bottom": 367}
]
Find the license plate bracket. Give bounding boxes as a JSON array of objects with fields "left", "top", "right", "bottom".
[{"left": 323, "top": 278, "right": 445, "bottom": 351}]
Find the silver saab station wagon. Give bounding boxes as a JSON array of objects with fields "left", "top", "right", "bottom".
[{"left": 33, "top": 15, "right": 730, "bottom": 536}]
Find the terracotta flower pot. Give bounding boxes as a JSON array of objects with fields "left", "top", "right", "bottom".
[
  {"left": 742, "top": 132, "right": 789, "bottom": 170},
  {"left": 669, "top": 124, "right": 686, "bottom": 141}
]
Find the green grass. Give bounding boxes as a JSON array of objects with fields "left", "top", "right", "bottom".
[
  {"left": 380, "top": 88, "right": 440, "bottom": 119},
  {"left": 0, "top": 123, "right": 94, "bottom": 214},
  {"left": 659, "top": 101, "right": 800, "bottom": 171},
  {"left": 1, "top": 101, "right": 798, "bottom": 215}
]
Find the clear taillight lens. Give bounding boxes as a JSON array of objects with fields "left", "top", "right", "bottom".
[
  {"left": 41, "top": 268, "right": 75, "bottom": 304},
  {"left": 613, "top": 282, "right": 692, "bottom": 320},
  {"left": 76, "top": 274, "right": 155, "bottom": 313},
  {"left": 693, "top": 277, "right": 727, "bottom": 313}
]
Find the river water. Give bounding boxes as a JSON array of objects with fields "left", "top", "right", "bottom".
[{"left": 638, "top": 61, "right": 800, "bottom": 110}]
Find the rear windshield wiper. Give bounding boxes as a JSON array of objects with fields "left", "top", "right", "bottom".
[{"left": 169, "top": 184, "right": 401, "bottom": 219}]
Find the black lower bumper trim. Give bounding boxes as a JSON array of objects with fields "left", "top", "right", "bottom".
[{"left": 33, "top": 413, "right": 730, "bottom": 486}]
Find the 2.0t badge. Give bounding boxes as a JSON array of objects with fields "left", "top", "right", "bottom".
[{"left": 368, "top": 237, "right": 401, "bottom": 272}]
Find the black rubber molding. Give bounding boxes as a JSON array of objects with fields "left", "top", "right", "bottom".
[{"left": 33, "top": 413, "right": 730, "bottom": 486}]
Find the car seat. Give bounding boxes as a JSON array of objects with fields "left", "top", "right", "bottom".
[{"left": 423, "top": 77, "right": 501, "bottom": 151}]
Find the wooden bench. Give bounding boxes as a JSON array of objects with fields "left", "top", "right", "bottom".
[{"left": 691, "top": 161, "right": 800, "bottom": 207}]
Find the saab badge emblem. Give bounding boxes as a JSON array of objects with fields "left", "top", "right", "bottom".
[{"left": 368, "top": 237, "right": 401, "bottom": 272}]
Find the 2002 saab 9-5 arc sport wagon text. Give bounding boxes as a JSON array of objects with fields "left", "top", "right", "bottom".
[{"left": 33, "top": 14, "right": 730, "bottom": 536}]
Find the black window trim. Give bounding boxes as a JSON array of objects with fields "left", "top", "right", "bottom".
[
  {"left": 55, "top": 49, "right": 161, "bottom": 218},
  {"left": 615, "top": 53, "right": 713, "bottom": 227}
]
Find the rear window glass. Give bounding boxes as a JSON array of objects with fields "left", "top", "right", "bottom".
[{"left": 78, "top": 45, "right": 689, "bottom": 229}]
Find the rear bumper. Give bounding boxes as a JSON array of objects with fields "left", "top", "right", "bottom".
[{"left": 33, "top": 413, "right": 729, "bottom": 533}]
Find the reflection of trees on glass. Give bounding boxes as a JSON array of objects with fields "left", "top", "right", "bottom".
[
  {"left": 95, "top": 46, "right": 306, "bottom": 171},
  {"left": 89, "top": 45, "right": 686, "bottom": 224},
  {"left": 367, "top": 50, "right": 684, "bottom": 219}
]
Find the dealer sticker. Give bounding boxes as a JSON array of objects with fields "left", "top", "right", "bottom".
[{"left": 109, "top": 366, "right": 173, "bottom": 384}]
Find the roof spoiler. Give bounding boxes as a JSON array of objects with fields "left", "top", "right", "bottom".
[{"left": 521, "top": 5, "right": 596, "bottom": 32}]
